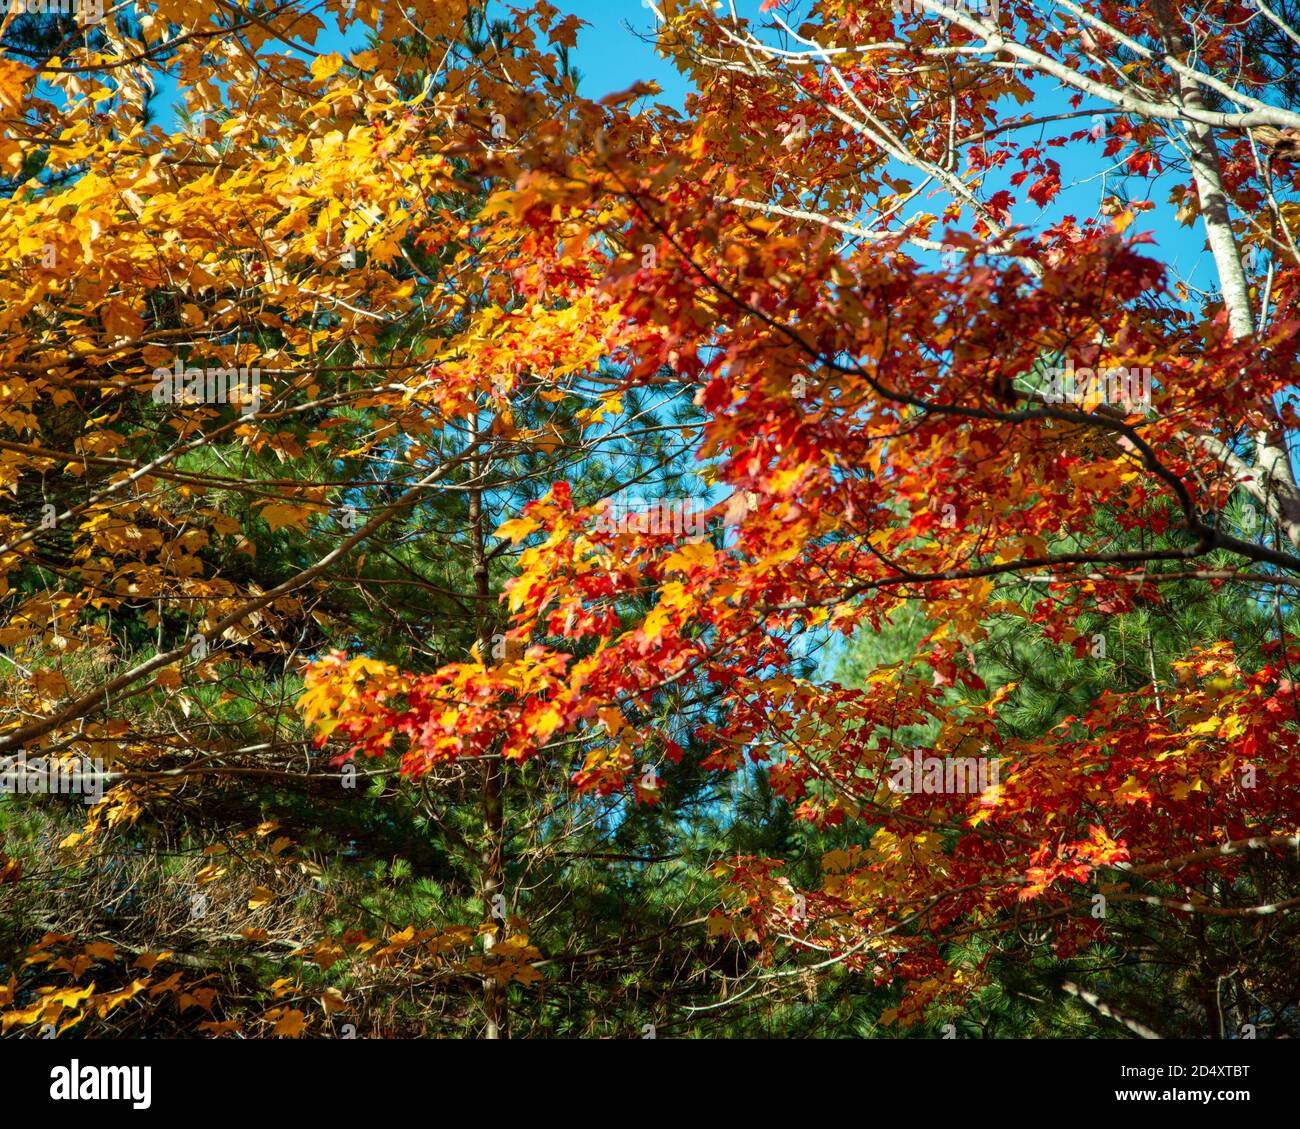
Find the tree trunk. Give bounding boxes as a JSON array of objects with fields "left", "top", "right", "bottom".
[
  {"left": 468, "top": 413, "right": 505, "bottom": 1039},
  {"left": 1152, "top": 0, "right": 1300, "bottom": 552}
]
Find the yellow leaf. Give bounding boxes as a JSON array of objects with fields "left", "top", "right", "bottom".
[
  {"left": 32, "top": 670, "right": 69, "bottom": 697},
  {"left": 310, "top": 54, "right": 344, "bottom": 81},
  {"left": 642, "top": 603, "right": 673, "bottom": 642},
  {"left": 496, "top": 516, "right": 540, "bottom": 544},
  {"left": 1113, "top": 776, "right": 1151, "bottom": 805},
  {"left": 272, "top": 1008, "right": 307, "bottom": 1037},
  {"left": 577, "top": 394, "right": 623, "bottom": 426},
  {"left": 532, "top": 704, "right": 564, "bottom": 743},
  {"left": 597, "top": 706, "right": 624, "bottom": 736},
  {"left": 260, "top": 503, "right": 314, "bottom": 533},
  {"left": 662, "top": 540, "right": 715, "bottom": 572}
]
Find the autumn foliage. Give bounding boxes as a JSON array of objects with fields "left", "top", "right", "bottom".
[{"left": 4, "top": 0, "right": 1300, "bottom": 1038}]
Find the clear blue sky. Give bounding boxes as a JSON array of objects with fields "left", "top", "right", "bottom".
[{"left": 551, "top": 0, "right": 692, "bottom": 106}]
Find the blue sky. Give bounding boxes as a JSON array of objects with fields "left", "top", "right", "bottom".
[{"left": 551, "top": 0, "right": 692, "bottom": 106}]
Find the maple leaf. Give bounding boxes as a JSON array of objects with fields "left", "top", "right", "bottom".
[
  {"left": 259, "top": 503, "right": 318, "bottom": 533},
  {"left": 271, "top": 1008, "right": 308, "bottom": 1037}
]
